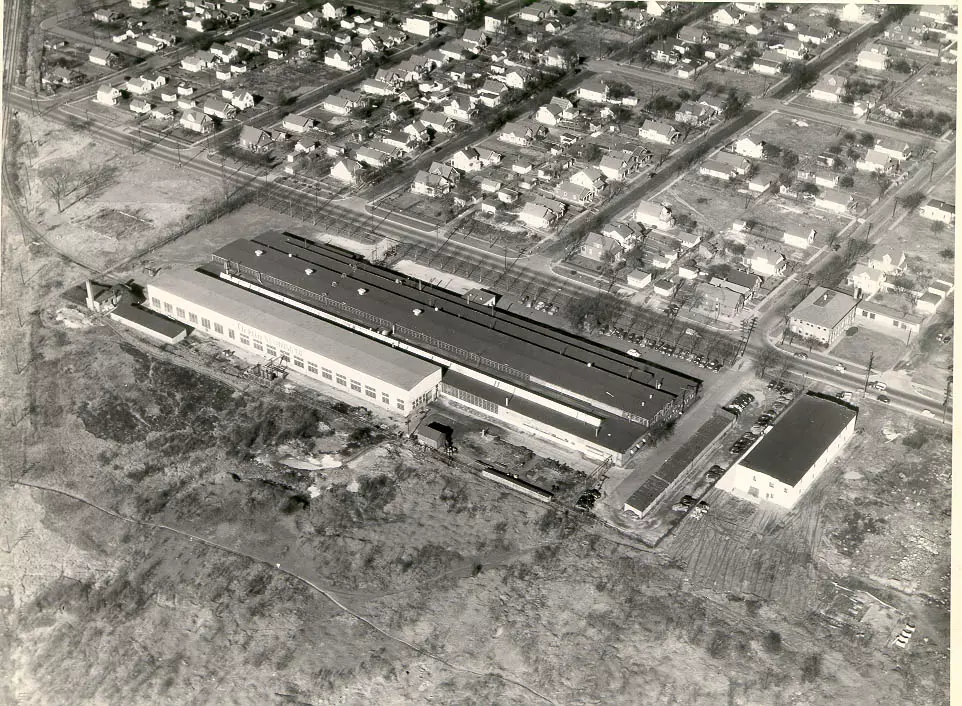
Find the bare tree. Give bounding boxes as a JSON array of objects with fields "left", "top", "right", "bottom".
[
  {"left": 40, "top": 160, "right": 79, "bottom": 213},
  {"left": 752, "top": 346, "right": 784, "bottom": 380}
]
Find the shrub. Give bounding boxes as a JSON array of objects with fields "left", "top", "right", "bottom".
[
  {"left": 763, "top": 630, "right": 782, "bottom": 654},
  {"left": 801, "top": 654, "right": 822, "bottom": 682}
]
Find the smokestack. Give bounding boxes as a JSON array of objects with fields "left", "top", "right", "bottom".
[{"left": 85, "top": 280, "right": 95, "bottom": 310}]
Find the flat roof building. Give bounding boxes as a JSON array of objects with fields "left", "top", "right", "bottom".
[
  {"left": 716, "top": 393, "right": 857, "bottom": 509},
  {"left": 788, "top": 287, "right": 859, "bottom": 345},
  {"left": 188, "top": 231, "right": 701, "bottom": 464},
  {"left": 146, "top": 268, "right": 443, "bottom": 414}
]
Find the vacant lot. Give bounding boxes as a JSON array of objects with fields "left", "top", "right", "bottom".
[
  {"left": 831, "top": 325, "right": 908, "bottom": 371},
  {"left": 746, "top": 193, "right": 851, "bottom": 250},
  {"left": 748, "top": 112, "right": 847, "bottom": 165},
  {"left": 662, "top": 173, "right": 749, "bottom": 234},
  {"left": 15, "top": 114, "right": 216, "bottom": 269},
  {"left": 889, "top": 62, "right": 957, "bottom": 117}
]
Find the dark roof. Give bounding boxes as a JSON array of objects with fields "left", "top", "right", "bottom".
[
  {"left": 737, "top": 393, "right": 857, "bottom": 486},
  {"left": 112, "top": 301, "right": 187, "bottom": 340},
  {"left": 208, "top": 231, "right": 701, "bottom": 424}
]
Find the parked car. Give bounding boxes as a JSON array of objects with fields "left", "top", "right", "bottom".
[
  {"left": 626, "top": 348, "right": 641, "bottom": 358},
  {"left": 672, "top": 495, "right": 695, "bottom": 512},
  {"left": 877, "top": 394, "right": 891, "bottom": 404},
  {"left": 832, "top": 363, "right": 846, "bottom": 373},
  {"left": 793, "top": 351, "right": 808, "bottom": 359},
  {"left": 921, "top": 409, "right": 935, "bottom": 419},
  {"left": 705, "top": 465, "right": 724, "bottom": 482},
  {"left": 871, "top": 381, "right": 887, "bottom": 391}
]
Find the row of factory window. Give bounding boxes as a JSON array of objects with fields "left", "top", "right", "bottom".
[{"left": 152, "top": 296, "right": 407, "bottom": 411}]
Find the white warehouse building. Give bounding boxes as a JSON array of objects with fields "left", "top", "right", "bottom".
[
  {"left": 716, "top": 393, "right": 857, "bottom": 509},
  {"left": 146, "top": 269, "right": 443, "bottom": 414}
]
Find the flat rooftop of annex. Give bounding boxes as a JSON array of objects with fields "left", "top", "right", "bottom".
[
  {"left": 738, "top": 393, "right": 858, "bottom": 487},
  {"left": 149, "top": 268, "right": 441, "bottom": 390},
  {"left": 204, "top": 231, "right": 702, "bottom": 423}
]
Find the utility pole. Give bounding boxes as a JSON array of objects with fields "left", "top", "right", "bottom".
[
  {"left": 863, "top": 350, "right": 874, "bottom": 392},
  {"left": 737, "top": 316, "right": 756, "bottom": 359},
  {"left": 942, "top": 366, "right": 952, "bottom": 424}
]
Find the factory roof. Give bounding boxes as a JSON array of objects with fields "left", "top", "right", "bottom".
[
  {"left": 148, "top": 268, "right": 441, "bottom": 391},
  {"left": 207, "top": 231, "right": 701, "bottom": 423},
  {"left": 737, "top": 393, "right": 857, "bottom": 486}
]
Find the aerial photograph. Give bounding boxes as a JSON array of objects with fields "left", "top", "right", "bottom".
[{"left": 0, "top": 0, "right": 955, "bottom": 703}]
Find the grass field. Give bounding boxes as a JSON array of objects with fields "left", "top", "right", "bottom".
[
  {"left": 745, "top": 193, "right": 851, "bottom": 249},
  {"left": 888, "top": 62, "right": 958, "bottom": 117},
  {"left": 830, "top": 325, "right": 908, "bottom": 371},
  {"left": 747, "top": 112, "right": 849, "bottom": 166}
]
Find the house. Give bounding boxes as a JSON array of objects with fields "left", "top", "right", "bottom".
[
  {"left": 815, "top": 189, "right": 855, "bottom": 213},
  {"left": 403, "top": 15, "right": 438, "bottom": 37},
  {"left": 330, "top": 158, "right": 364, "bottom": 184},
  {"left": 557, "top": 182, "right": 594, "bottom": 204},
  {"left": 652, "top": 278, "right": 679, "bottom": 297},
  {"left": 354, "top": 146, "right": 395, "bottom": 168},
  {"left": 130, "top": 0, "right": 151, "bottom": 8},
  {"left": 620, "top": 7, "right": 649, "bottom": 30},
  {"left": 282, "top": 114, "right": 315, "bottom": 133},
  {"left": 797, "top": 25, "right": 833, "bottom": 45},
  {"left": 150, "top": 105, "right": 175, "bottom": 121},
  {"left": 210, "top": 43, "right": 239, "bottom": 62},
  {"left": 841, "top": 3, "right": 873, "bottom": 24},
  {"left": 433, "top": 4, "right": 466, "bottom": 23},
  {"left": 499, "top": 121, "right": 543, "bottom": 146},
  {"left": 849, "top": 264, "right": 886, "bottom": 298},
  {"left": 868, "top": 248, "right": 905, "bottom": 274},
  {"left": 920, "top": 198, "right": 955, "bottom": 224},
  {"left": 420, "top": 110, "right": 456, "bottom": 133},
  {"left": 518, "top": 200, "right": 562, "bottom": 230},
  {"left": 180, "top": 109, "right": 213, "bottom": 133},
  {"left": 203, "top": 98, "right": 237, "bottom": 120},
  {"left": 518, "top": 2, "right": 552, "bottom": 22},
  {"left": 181, "top": 51, "right": 214, "bottom": 72},
  {"left": 294, "top": 11, "right": 320, "bottom": 29},
  {"left": 700, "top": 158, "right": 737, "bottom": 181},
  {"left": 542, "top": 46, "right": 572, "bottom": 69},
  {"left": 649, "top": 39, "right": 678, "bottom": 64},
  {"left": 322, "top": 94, "right": 356, "bottom": 115},
  {"left": 813, "top": 170, "right": 840, "bottom": 189},
  {"left": 874, "top": 138, "right": 913, "bottom": 161},
  {"left": 581, "top": 232, "right": 622, "bottom": 262},
  {"left": 322, "top": 1, "right": 346, "bottom": 19},
  {"left": 89, "top": 47, "right": 119, "bottom": 67},
  {"left": 599, "top": 150, "right": 645, "bottom": 182},
  {"left": 752, "top": 52, "right": 784, "bottom": 76},
  {"left": 627, "top": 270, "right": 652, "bottom": 290},
  {"left": 651, "top": 251, "right": 678, "bottom": 269},
  {"left": 639, "top": 120, "right": 680, "bottom": 144},
  {"left": 601, "top": 221, "right": 646, "bottom": 249},
  {"left": 675, "top": 101, "right": 711, "bottom": 125},
  {"left": 783, "top": 227, "right": 816, "bottom": 250},
  {"left": 788, "top": 287, "right": 859, "bottom": 344},
  {"left": 646, "top": 1, "right": 671, "bottom": 18},
  {"left": 498, "top": 188, "right": 519, "bottom": 203},
  {"left": 734, "top": 136, "right": 765, "bottom": 159},
  {"left": 676, "top": 57, "right": 707, "bottom": 79},
  {"left": 677, "top": 26, "right": 708, "bottom": 44},
  {"left": 634, "top": 200, "right": 674, "bottom": 228},
  {"left": 502, "top": 68, "right": 529, "bottom": 90},
  {"left": 744, "top": 17, "right": 764, "bottom": 36},
  {"left": 711, "top": 270, "right": 762, "bottom": 300},
  {"left": 717, "top": 393, "right": 858, "bottom": 510},
  {"left": 569, "top": 167, "right": 607, "bottom": 194},
  {"left": 854, "top": 300, "right": 922, "bottom": 339},
  {"left": 576, "top": 78, "right": 609, "bottom": 103},
  {"left": 700, "top": 93, "right": 727, "bottom": 116},
  {"left": 227, "top": 90, "right": 255, "bottom": 111},
  {"left": 746, "top": 246, "right": 786, "bottom": 277},
  {"left": 480, "top": 177, "right": 502, "bottom": 193},
  {"left": 412, "top": 170, "right": 453, "bottom": 197},
  {"left": 250, "top": 0, "right": 274, "bottom": 10},
  {"left": 136, "top": 36, "right": 164, "bottom": 53},
  {"left": 443, "top": 94, "right": 477, "bottom": 121},
  {"left": 93, "top": 9, "right": 121, "bottom": 22},
  {"left": 462, "top": 28, "right": 488, "bottom": 50},
  {"left": 238, "top": 125, "right": 273, "bottom": 152},
  {"left": 809, "top": 76, "right": 845, "bottom": 103},
  {"left": 694, "top": 282, "right": 744, "bottom": 318},
  {"left": 916, "top": 292, "right": 944, "bottom": 315},
  {"left": 856, "top": 149, "right": 898, "bottom": 173},
  {"left": 95, "top": 83, "right": 122, "bottom": 106},
  {"left": 712, "top": 7, "right": 744, "bottom": 25},
  {"left": 857, "top": 44, "right": 889, "bottom": 71},
  {"left": 476, "top": 79, "right": 508, "bottom": 107},
  {"left": 129, "top": 98, "right": 152, "bottom": 114},
  {"left": 747, "top": 172, "right": 774, "bottom": 194},
  {"left": 778, "top": 38, "right": 807, "bottom": 61},
  {"left": 325, "top": 48, "right": 361, "bottom": 71}
]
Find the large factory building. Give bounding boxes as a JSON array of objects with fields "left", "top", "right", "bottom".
[{"left": 146, "top": 231, "right": 701, "bottom": 464}]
